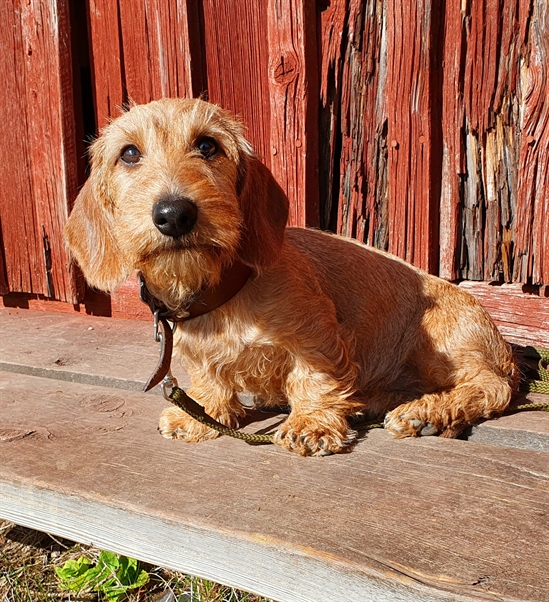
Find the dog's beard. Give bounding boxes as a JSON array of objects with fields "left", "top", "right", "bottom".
[{"left": 136, "top": 243, "right": 235, "bottom": 312}]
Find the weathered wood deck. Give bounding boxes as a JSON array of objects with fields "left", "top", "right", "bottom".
[{"left": 1, "top": 308, "right": 548, "bottom": 602}]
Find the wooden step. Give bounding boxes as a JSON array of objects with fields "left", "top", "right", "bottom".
[
  {"left": 0, "top": 307, "right": 191, "bottom": 391},
  {"left": 1, "top": 308, "right": 548, "bottom": 601},
  {"left": 465, "top": 396, "right": 549, "bottom": 452}
]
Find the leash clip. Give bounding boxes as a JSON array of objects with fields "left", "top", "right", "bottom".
[{"left": 162, "top": 371, "right": 179, "bottom": 401}]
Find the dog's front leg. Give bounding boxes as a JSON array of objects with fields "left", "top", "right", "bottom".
[
  {"left": 158, "top": 379, "right": 244, "bottom": 442},
  {"left": 273, "top": 356, "right": 362, "bottom": 456}
]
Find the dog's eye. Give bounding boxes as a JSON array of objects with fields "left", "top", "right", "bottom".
[
  {"left": 120, "top": 145, "right": 142, "bottom": 166},
  {"left": 196, "top": 137, "right": 218, "bottom": 158}
]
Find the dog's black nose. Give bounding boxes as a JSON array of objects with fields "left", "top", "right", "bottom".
[{"left": 152, "top": 197, "right": 198, "bottom": 238}]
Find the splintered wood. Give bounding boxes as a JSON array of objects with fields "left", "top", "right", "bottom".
[{"left": 319, "top": 0, "right": 548, "bottom": 284}]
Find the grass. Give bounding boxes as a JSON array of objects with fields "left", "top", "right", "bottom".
[{"left": 0, "top": 521, "right": 275, "bottom": 602}]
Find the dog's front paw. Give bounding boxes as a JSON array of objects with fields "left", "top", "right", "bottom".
[
  {"left": 384, "top": 406, "right": 439, "bottom": 438},
  {"left": 274, "top": 413, "right": 355, "bottom": 456},
  {"left": 159, "top": 406, "right": 237, "bottom": 442}
]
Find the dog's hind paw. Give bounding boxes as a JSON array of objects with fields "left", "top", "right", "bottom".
[{"left": 384, "top": 407, "right": 439, "bottom": 438}]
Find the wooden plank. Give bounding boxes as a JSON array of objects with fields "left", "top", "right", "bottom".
[
  {"left": 459, "top": 282, "right": 549, "bottom": 347},
  {"left": 266, "top": 0, "right": 319, "bottom": 227},
  {"left": 20, "top": 0, "right": 79, "bottom": 303},
  {"left": 460, "top": 0, "right": 515, "bottom": 282},
  {"left": 0, "top": 0, "right": 78, "bottom": 303},
  {"left": 318, "top": 0, "right": 346, "bottom": 230},
  {"left": 514, "top": 0, "right": 549, "bottom": 284},
  {"left": 0, "top": 307, "right": 188, "bottom": 391},
  {"left": 1, "top": 369, "right": 548, "bottom": 601},
  {"left": 194, "top": 0, "right": 320, "bottom": 227},
  {"left": 438, "top": 0, "right": 464, "bottom": 281},
  {"left": 334, "top": 0, "right": 389, "bottom": 247},
  {"left": 2, "top": 273, "right": 548, "bottom": 348},
  {"left": 201, "top": 0, "right": 271, "bottom": 161},
  {"left": 466, "top": 394, "right": 549, "bottom": 452},
  {"left": 326, "top": 0, "right": 547, "bottom": 288},
  {"left": 0, "top": 290, "right": 112, "bottom": 319},
  {"left": 0, "top": 0, "right": 47, "bottom": 297},
  {"left": 87, "top": 0, "right": 125, "bottom": 128},
  {"left": 440, "top": 0, "right": 548, "bottom": 285},
  {"left": 110, "top": 275, "right": 153, "bottom": 320},
  {"left": 0, "top": 274, "right": 150, "bottom": 322},
  {"left": 117, "top": 0, "right": 202, "bottom": 105},
  {"left": 385, "top": 0, "right": 441, "bottom": 273}
]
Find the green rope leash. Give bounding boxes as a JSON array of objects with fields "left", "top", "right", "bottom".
[
  {"left": 169, "top": 387, "right": 275, "bottom": 443},
  {"left": 168, "top": 386, "right": 384, "bottom": 444},
  {"left": 522, "top": 346, "right": 549, "bottom": 395},
  {"left": 168, "top": 347, "right": 549, "bottom": 445}
]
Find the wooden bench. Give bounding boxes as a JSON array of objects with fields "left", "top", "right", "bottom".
[{"left": 1, "top": 308, "right": 548, "bottom": 601}]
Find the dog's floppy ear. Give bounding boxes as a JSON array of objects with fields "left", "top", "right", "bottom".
[
  {"left": 65, "top": 175, "right": 129, "bottom": 292},
  {"left": 236, "top": 155, "right": 289, "bottom": 272}
]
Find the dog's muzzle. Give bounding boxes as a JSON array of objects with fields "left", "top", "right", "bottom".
[{"left": 152, "top": 196, "right": 198, "bottom": 238}]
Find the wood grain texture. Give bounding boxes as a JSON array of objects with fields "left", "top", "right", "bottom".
[
  {"left": 514, "top": 0, "right": 549, "bottom": 284},
  {"left": 466, "top": 394, "right": 549, "bottom": 452},
  {"left": 119, "top": 0, "right": 200, "bottom": 104},
  {"left": 0, "top": 307, "right": 190, "bottom": 391},
  {"left": 88, "top": 0, "right": 125, "bottom": 128},
  {"left": 200, "top": 0, "right": 271, "bottom": 162},
  {"left": 1, "top": 367, "right": 548, "bottom": 602},
  {"left": 335, "top": 0, "right": 389, "bottom": 247},
  {"left": 459, "top": 0, "right": 518, "bottom": 282},
  {"left": 0, "top": 0, "right": 79, "bottom": 303},
  {"left": 318, "top": 0, "right": 347, "bottom": 230},
  {"left": 386, "top": 0, "right": 441, "bottom": 273},
  {"left": 438, "top": 0, "right": 549, "bottom": 285},
  {"left": 458, "top": 282, "right": 549, "bottom": 347},
  {"left": 0, "top": 0, "right": 42, "bottom": 296},
  {"left": 2, "top": 271, "right": 548, "bottom": 348},
  {"left": 267, "top": 0, "right": 319, "bottom": 227},
  {"left": 320, "top": 0, "right": 548, "bottom": 287},
  {"left": 438, "top": 0, "right": 464, "bottom": 281},
  {"left": 89, "top": 0, "right": 203, "bottom": 128}
]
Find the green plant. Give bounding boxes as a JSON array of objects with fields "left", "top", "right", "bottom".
[{"left": 55, "top": 550, "right": 149, "bottom": 601}]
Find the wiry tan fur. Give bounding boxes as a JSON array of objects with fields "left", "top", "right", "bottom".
[{"left": 65, "top": 98, "right": 518, "bottom": 456}]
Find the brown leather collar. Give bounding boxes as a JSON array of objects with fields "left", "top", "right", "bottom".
[
  {"left": 138, "top": 259, "right": 252, "bottom": 323},
  {"left": 139, "top": 260, "right": 252, "bottom": 392}
]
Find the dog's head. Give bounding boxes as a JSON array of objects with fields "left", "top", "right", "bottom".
[{"left": 65, "top": 98, "right": 289, "bottom": 299}]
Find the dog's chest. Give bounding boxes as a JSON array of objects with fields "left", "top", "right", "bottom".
[
  {"left": 217, "top": 344, "right": 291, "bottom": 397},
  {"left": 178, "top": 325, "right": 291, "bottom": 401}
]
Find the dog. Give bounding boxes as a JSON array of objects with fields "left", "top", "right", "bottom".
[{"left": 65, "top": 98, "right": 518, "bottom": 456}]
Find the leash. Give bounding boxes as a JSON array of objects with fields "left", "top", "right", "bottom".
[
  {"left": 138, "top": 267, "right": 251, "bottom": 391},
  {"left": 151, "top": 346, "right": 549, "bottom": 446},
  {"left": 522, "top": 346, "right": 549, "bottom": 395},
  {"left": 165, "top": 378, "right": 384, "bottom": 444}
]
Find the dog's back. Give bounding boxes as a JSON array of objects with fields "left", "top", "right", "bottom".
[{"left": 283, "top": 227, "right": 518, "bottom": 428}]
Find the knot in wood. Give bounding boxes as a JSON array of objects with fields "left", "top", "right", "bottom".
[{"left": 272, "top": 53, "right": 298, "bottom": 85}]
